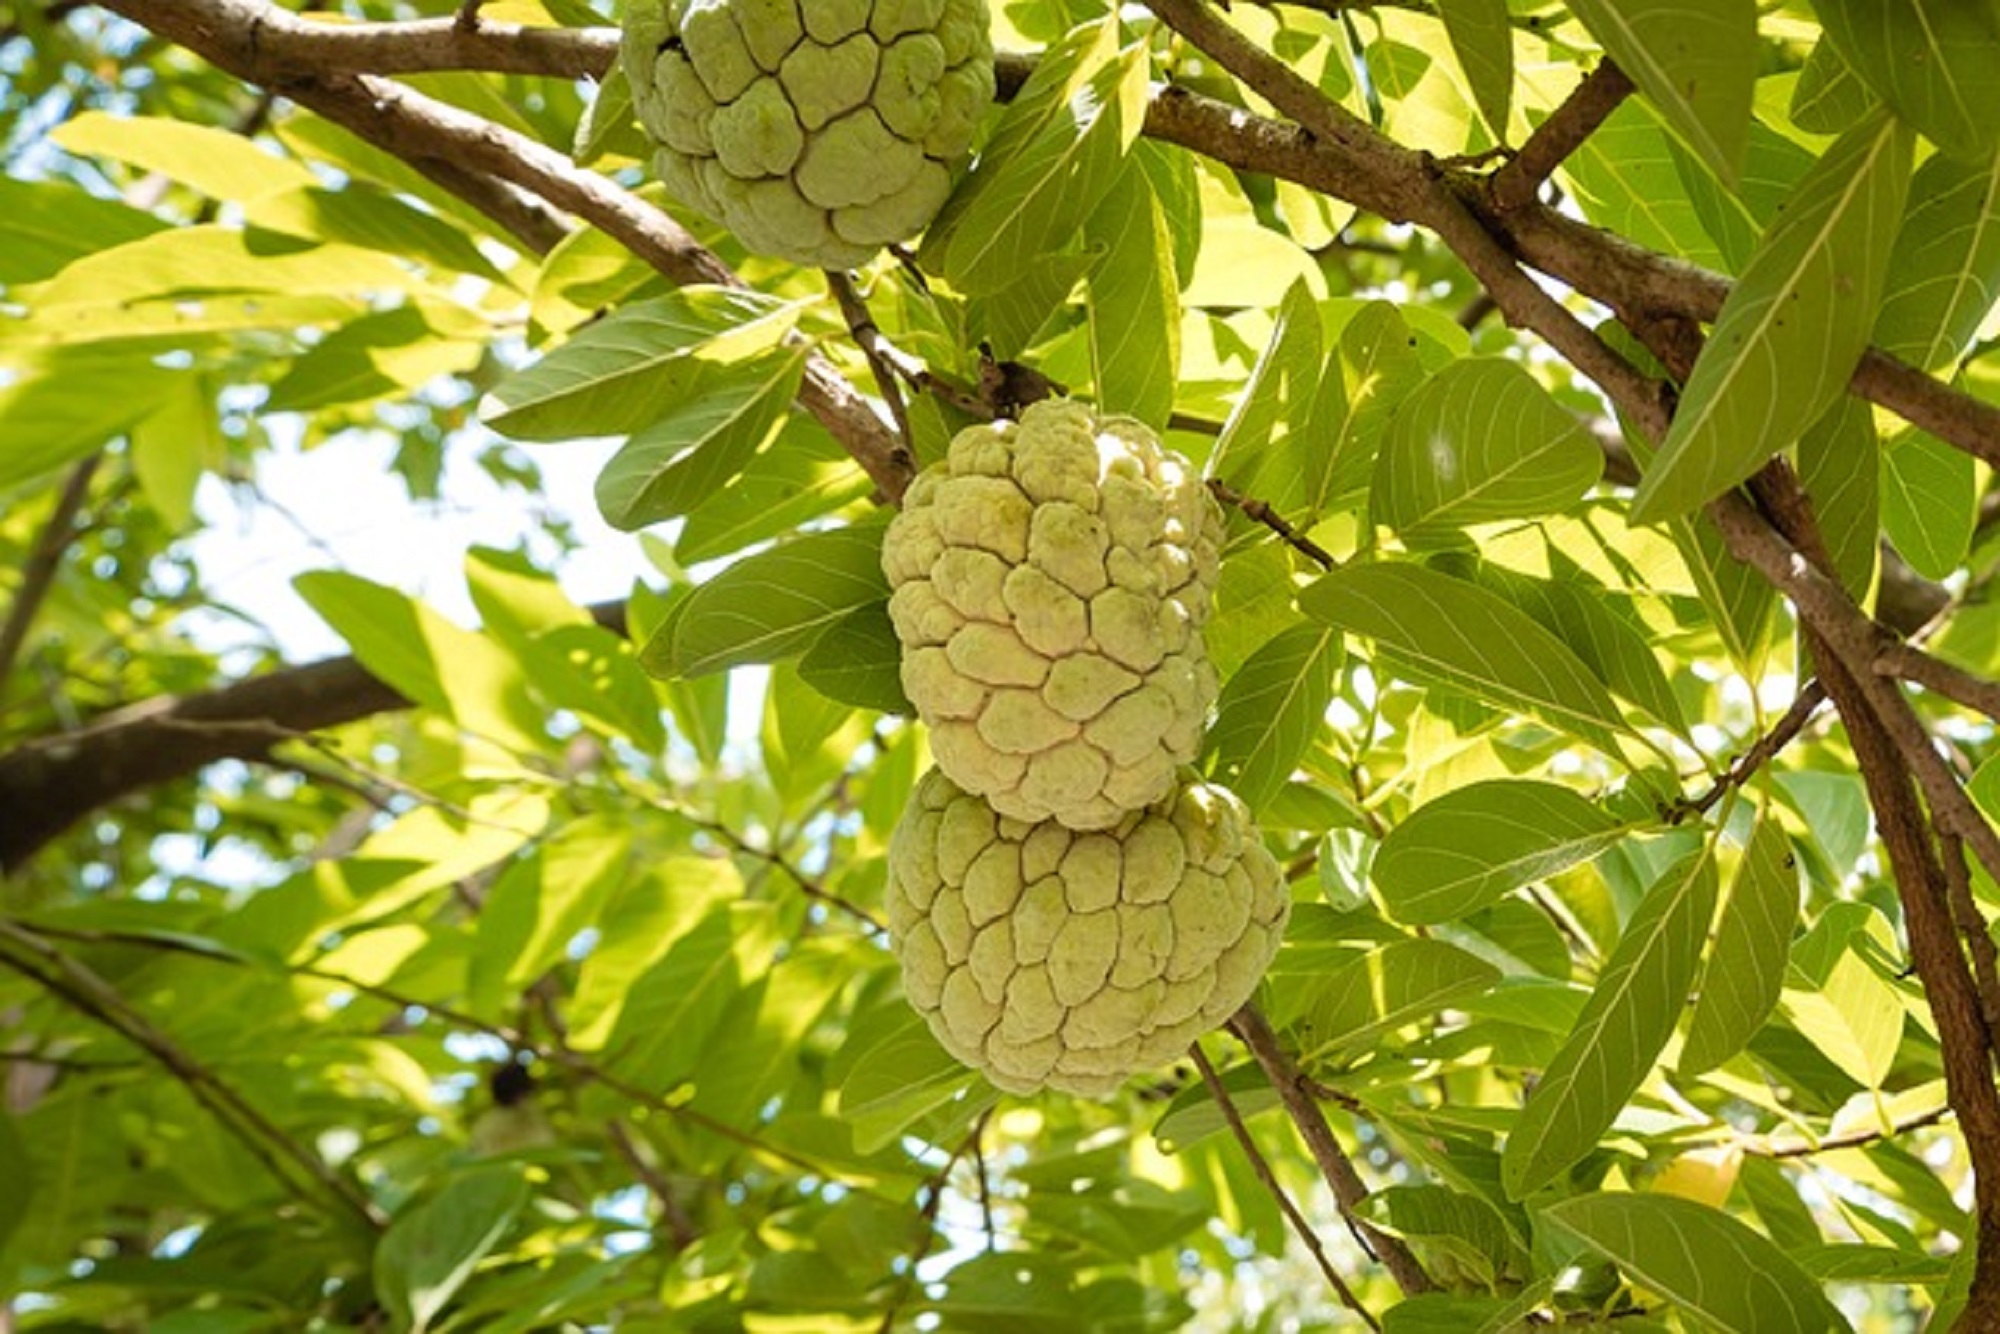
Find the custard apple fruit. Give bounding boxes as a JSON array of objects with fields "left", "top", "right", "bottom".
[
  {"left": 889, "top": 766, "right": 1289, "bottom": 1096},
  {"left": 621, "top": 0, "right": 993, "bottom": 268},
  {"left": 882, "top": 400, "right": 1225, "bottom": 831}
]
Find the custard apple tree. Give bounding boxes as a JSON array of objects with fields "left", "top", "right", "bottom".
[{"left": 6, "top": 1, "right": 2000, "bottom": 1331}]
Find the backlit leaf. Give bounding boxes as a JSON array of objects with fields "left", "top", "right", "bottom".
[
  {"left": 375, "top": 1166, "right": 530, "bottom": 1334},
  {"left": 1681, "top": 817, "right": 1799, "bottom": 1075},
  {"left": 1880, "top": 426, "right": 1976, "bottom": 580},
  {"left": 1373, "top": 779, "right": 1630, "bottom": 925},
  {"left": 1299, "top": 562, "right": 1629, "bottom": 751},
  {"left": 1816, "top": 0, "right": 2000, "bottom": 162},
  {"left": 1502, "top": 850, "right": 1717, "bottom": 1197},
  {"left": 1370, "top": 358, "right": 1602, "bottom": 544},
  {"left": 1085, "top": 162, "right": 1179, "bottom": 430},
  {"left": 1794, "top": 398, "right": 1881, "bottom": 601},
  {"left": 594, "top": 346, "right": 803, "bottom": 530},
  {"left": 1873, "top": 149, "right": 2000, "bottom": 371},
  {"left": 1204, "top": 623, "right": 1342, "bottom": 815},
  {"left": 1435, "top": 0, "right": 1512, "bottom": 136},
  {"left": 1562, "top": 0, "right": 1756, "bottom": 184},
  {"left": 51, "top": 110, "right": 316, "bottom": 203},
  {"left": 1299, "top": 939, "right": 1501, "bottom": 1056}
]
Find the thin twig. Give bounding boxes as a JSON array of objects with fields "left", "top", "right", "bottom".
[
  {"left": 608, "top": 1118, "right": 699, "bottom": 1249},
  {"left": 1489, "top": 59, "right": 1634, "bottom": 213},
  {"left": 826, "top": 269, "right": 915, "bottom": 450},
  {"left": 1206, "top": 478, "right": 1340, "bottom": 569},
  {"left": 0, "top": 921, "right": 387, "bottom": 1228},
  {"left": 875, "top": 1109, "right": 991, "bottom": 1333},
  {"left": 1753, "top": 1103, "right": 1954, "bottom": 1159},
  {"left": 0, "top": 453, "right": 101, "bottom": 705},
  {"left": 1676, "top": 681, "right": 1828, "bottom": 820},
  {"left": 1228, "top": 1005, "right": 1433, "bottom": 1294},
  {"left": 691, "top": 812, "right": 888, "bottom": 937},
  {"left": 1189, "top": 1043, "right": 1380, "bottom": 1330}
]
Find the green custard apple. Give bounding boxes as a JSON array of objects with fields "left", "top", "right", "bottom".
[
  {"left": 889, "top": 766, "right": 1289, "bottom": 1097},
  {"left": 621, "top": 0, "right": 993, "bottom": 268},
  {"left": 883, "top": 400, "right": 1225, "bottom": 831}
]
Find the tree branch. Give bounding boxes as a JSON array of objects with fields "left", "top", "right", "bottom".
[
  {"left": 1488, "top": 58, "right": 1633, "bottom": 213},
  {"left": 0, "top": 453, "right": 101, "bottom": 705},
  {"left": 1189, "top": 1043, "right": 1380, "bottom": 1328},
  {"left": 1229, "top": 1004, "right": 1433, "bottom": 1294}
]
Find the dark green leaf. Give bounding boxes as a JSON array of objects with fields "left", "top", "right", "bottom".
[
  {"left": 1502, "top": 850, "right": 1717, "bottom": 1197},
  {"left": 1631, "top": 115, "right": 1912, "bottom": 524},
  {"left": 0, "top": 176, "right": 170, "bottom": 285},
  {"left": 646, "top": 521, "right": 889, "bottom": 678},
  {"left": 1435, "top": 0, "right": 1512, "bottom": 136},
  {"left": 1373, "top": 779, "right": 1630, "bottom": 925},
  {"left": 797, "top": 603, "right": 912, "bottom": 715},
  {"left": 1357, "top": 1184, "right": 1528, "bottom": 1290},
  {"left": 594, "top": 347, "right": 803, "bottom": 530},
  {"left": 838, "top": 1011, "right": 991, "bottom": 1154},
  {"left": 1545, "top": 1193, "right": 1849, "bottom": 1333}
]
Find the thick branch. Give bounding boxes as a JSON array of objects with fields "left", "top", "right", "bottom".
[{"left": 0, "top": 602, "right": 625, "bottom": 872}]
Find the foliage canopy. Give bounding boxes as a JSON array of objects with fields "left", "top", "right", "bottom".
[{"left": 6, "top": 0, "right": 2000, "bottom": 1330}]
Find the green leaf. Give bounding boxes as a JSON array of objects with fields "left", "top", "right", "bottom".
[
  {"left": 266, "top": 303, "right": 485, "bottom": 413},
  {"left": 1562, "top": 0, "right": 1756, "bottom": 184},
  {"left": 1370, "top": 357, "right": 1602, "bottom": 544},
  {"left": 0, "top": 176, "right": 170, "bottom": 285},
  {"left": 1782, "top": 934, "right": 1903, "bottom": 1091},
  {"left": 1203, "top": 623, "right": 1342, "bottom": 815},
  {"left": 593, "top": 346, "right": 803, "bottom": 530},
  {"left": 1476, "top": 566, "right": 1689, "bottom": 737},
  {"left": 244, "top": 183, "right": 508, "bottom": 284},
  {"left": 1880, "top": 426, "right": 1976, "bottom": 580},
  {"left": 1435, "top": 0, "right": 1512, "bottom": 136},
  {"left": 1873, "top": 148, "right": 2000, "bottom": 371},
  {"left": 375, "top": 1166, "right": 530, "bottom": 1334},
  {"left": 1084, "top": 162, "right": 1179, "bottom": 430},
  {"left": 1631, "top": 114, "right": 1912, "bottom": 523},
  {"left": 1373, "top": 780, "right": 1630, "bottom": 926},
  {"left": 1502, "top": 850, "right": 1717, "bottom": 1197},
  {"left": 1681, "top": 817, "right": 1799, "bottom": 1075},
  {"left": 1300, "top": 939, "right": 1502, "bottom": 1057},
  {"left": 481, "top": 287, "right": 800, "bottom": 440},
  {"left": 1320, "top": 301, "right": 1429, "bottom": 510},
  {"left": 128, "top": 375, "right": 218, "bottom": 530},
  {"left": 1356, "top": 1185, "right": 1527, "bottom": 1291},
  {"left": 1816, "top": 0, "right": 2000, "bottom": 162},
  {"left": 1562, "top": 101, "right": 1730, "bottom": 271},
  {"left": 521, "top": 623, "right": 669, "bottom": 755},
  {"left": 1208, "top": 279, "right": 1324, "bottom": 519},
  {"left": 1793, "top": 398, "right": 1881, "bottom": 602},
  {"left": 797, "top": 603, "right": 912, "bottom": 715},
  {"left": 924, "top": 21, "right": 1143, "bottom": 295},
  {"left": 674, "top": 417, "right": 873, "bottom": 564},
  {"left": 0, "top": 1112, "right": 31, "bottom": 1258},
  {"left": 50, "top": 110, "right": 316, "bottom": 203},
  {"left": 566, "top": 857, "right": 744, "bottom": 1049},
  {"left": 1791, "top": 38, "right": 1879, "bottom": 136},
  {"left": 645, "top": 521, "right": 889, "bottom": 678},
  {"left": 0, "top": 349, "right": 181, "bottom": 490},
  {"left": 1298, "top": 562, "right": 1629, "bottom": 751},
  {"left": 471, "top": 816, "right": 633, "bottom": 1016},
  {"left": 1544, "top": 1193, "right": 1849, "bottom": 1333},
  {"left": 1669, "top": 119, "right": 1818, "bottom": 273},
  {"left": 838, "top": 1011, "right": 991, "bottom": 1154},
  {"left": 294, "top": 571, "right": 548, "bottom": 754}
]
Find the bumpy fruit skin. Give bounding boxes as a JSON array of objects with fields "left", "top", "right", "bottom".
[
  {"left": 883, "top": 400, "right": 1224, "bottom": 831},
  {"left": 621, "top": 0, "right": 993, "bottom": 269},
  {"left": 889, "top": 767, "right": 1289, "bottom": 1096}
]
